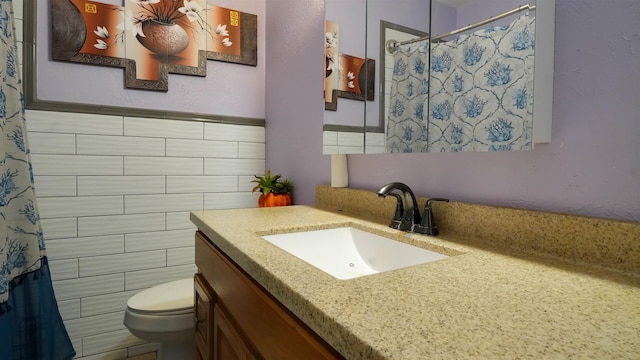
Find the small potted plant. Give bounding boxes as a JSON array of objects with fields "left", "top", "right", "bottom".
[{"left": 251, "top": 170, "right": 293, "bottom": 207}]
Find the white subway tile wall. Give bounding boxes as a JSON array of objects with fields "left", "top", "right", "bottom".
[
  {"left": 322, "top": 130, "right": 365, "bottom": 154},
  {"left": 27, "top": 109, "right": 265, "bottom": 359},
  {"left": 365, "top": 132, "right": 386, "bottom": 154}
]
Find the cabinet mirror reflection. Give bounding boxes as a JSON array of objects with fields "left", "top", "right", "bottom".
[{"left": 323, "top": 0, "right": 554, "bottom": 155}]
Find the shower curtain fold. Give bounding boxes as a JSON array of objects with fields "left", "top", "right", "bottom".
[{"left": 0, "top": 1, "right": 75, "bottom": 359}]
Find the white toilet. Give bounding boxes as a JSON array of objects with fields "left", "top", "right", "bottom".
[{"left": 123, "top": 278, "right": 195, "bottom": 360}]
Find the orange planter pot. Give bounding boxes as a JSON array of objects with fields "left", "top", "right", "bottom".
[{"left": 258, "top": 193, "right": 292, "bottom": 207}]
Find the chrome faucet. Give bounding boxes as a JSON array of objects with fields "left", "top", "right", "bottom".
[
  {"left": 377, "top": 182, "right": 449, "bottom": 236},
  {"left": 376, "top": 182, "right": 421, "bottom": 232}
]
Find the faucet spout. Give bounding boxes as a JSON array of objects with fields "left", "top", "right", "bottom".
[{"left": 377, "top": 182, "right": 421, "bottom": 231}]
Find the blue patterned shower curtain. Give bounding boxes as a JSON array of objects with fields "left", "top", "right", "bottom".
[
  {"left": 0, "top": 1, "right": 75, "bottom": 359},
  {"left": 387, "top": 15, "right": 535, "bottom": 152}
]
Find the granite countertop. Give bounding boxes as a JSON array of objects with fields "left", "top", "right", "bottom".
[{"left": 190, "top": 205, "right": 640, "bottom": 359}]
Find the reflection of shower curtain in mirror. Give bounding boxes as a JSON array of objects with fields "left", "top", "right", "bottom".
[{"left": 387, "top": 15, "right": 535, "bottom": 152}]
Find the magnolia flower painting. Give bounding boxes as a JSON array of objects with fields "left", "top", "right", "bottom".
[
  {"left": 51, "top": 0, "right": 257, "bottom": 91},
  {"left": 324, "top": 19, "right": 375, "bottom": 111}
]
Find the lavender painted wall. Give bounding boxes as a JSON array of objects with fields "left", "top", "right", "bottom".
[
  {"left": 266, "top": 0, "right": 640, "bottom": 222},
  {"left": 265, "top": 0, "right": 328, "bottom": 205}
]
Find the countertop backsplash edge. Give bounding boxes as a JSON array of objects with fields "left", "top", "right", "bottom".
[{"left": 315, "top": 184, "right": 640, "bottom": 277}]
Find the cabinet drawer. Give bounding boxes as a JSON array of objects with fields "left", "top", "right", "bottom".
[{"left": 195, "top": 231, "right": 343, "bottom": 360}]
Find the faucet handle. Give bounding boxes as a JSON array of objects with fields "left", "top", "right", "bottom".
[{"left": 414, "top": 198, "right": 449, "bottom": 236}]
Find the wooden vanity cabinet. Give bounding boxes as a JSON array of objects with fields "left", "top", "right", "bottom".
[{"left": 194, "top": 231, "right": 344, "bottom": 360}]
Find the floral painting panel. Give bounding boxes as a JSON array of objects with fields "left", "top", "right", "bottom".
[
  {"left": 75, "top": 1, "right": 125, "bottom": 58},
  {"left": 339, "top": 54, "right": 364, "bottom": 94},
  {"left": 207, "top": 6, "right": 241, "bottom": 56}
]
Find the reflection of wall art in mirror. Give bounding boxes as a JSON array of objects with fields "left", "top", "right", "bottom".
[
  {"left": 324, "top": 20, "right": 375, "bottom": 111},
  {"left": 51, "top": 0, "right": 257, "bottom": 92}
]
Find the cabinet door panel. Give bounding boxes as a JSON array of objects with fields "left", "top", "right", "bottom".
[
  {"left": 213, "top": 304, "right": 256, "bottom": 360},
  {"left": 194, "top": 273, "right": 214, "bottom": 359}
]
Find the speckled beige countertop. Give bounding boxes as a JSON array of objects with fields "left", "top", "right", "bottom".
[{"left": 190, "top": 205, "right": 640, "bottom": 359}]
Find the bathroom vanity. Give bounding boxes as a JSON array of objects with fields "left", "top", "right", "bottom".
[
  {"left": 191, "top": 199, "right": 640, "bottom": 359},
  {"left": 193, "top": 230, "right": 343, "bottom": 359}
]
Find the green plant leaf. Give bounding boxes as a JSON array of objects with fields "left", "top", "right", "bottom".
[{"left": 250, "top": 170, "right": 292, "bottom": 195}]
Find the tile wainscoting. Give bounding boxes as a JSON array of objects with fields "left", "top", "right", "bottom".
[{"left": 29, "top": 110, "right": 264, "bottom": 359}]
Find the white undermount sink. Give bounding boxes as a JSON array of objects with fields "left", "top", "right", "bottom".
[{"left": 261, "top": 226, "right": 449, "bottom": 280}]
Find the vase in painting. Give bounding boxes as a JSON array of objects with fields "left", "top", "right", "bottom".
[{"left": 136, "top": 20, "right": 189, "bottom": 56}]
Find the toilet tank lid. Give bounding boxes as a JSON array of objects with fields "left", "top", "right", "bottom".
[{"left": 127, "top": 278, "right": 194, "bottom": 312}]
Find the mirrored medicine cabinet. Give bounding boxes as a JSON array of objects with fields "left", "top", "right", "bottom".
[{"left": 323, "top": 0, "right": 554, "bottom": 155}]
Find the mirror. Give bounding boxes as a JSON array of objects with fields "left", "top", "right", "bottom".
[
  {"left": 323, "top": 0, "right": 554, "bottom": 154},
  {"left": 323, "top": 0, "right": 368, "bottom": 154}
]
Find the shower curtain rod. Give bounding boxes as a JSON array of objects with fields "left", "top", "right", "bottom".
[{"left": 386, "top": 4, "right": 536, "bottom": 54}]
